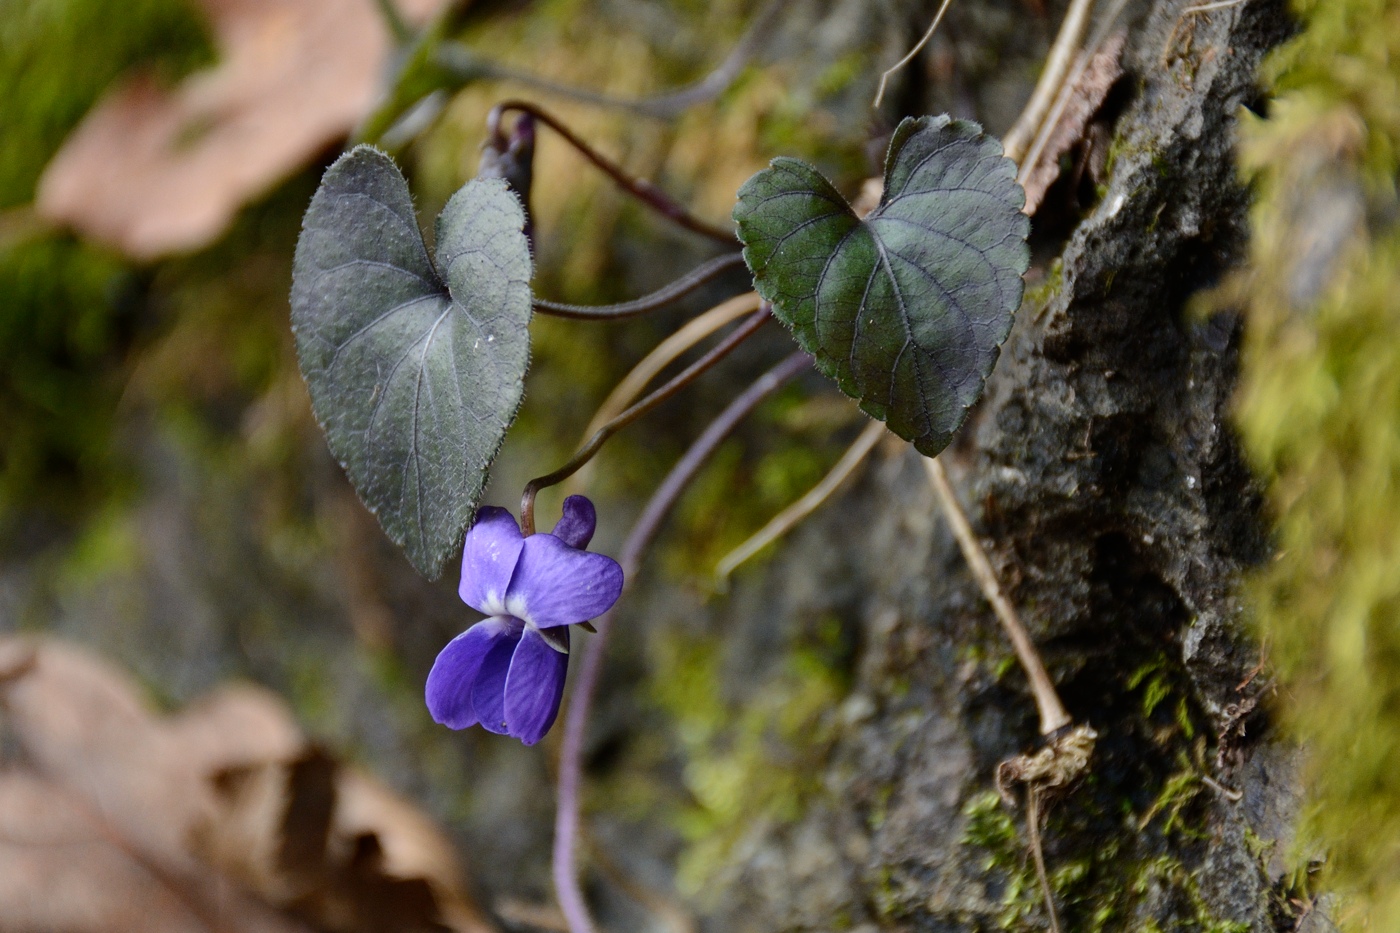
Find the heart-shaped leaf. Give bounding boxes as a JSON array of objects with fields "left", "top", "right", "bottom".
[
  {"left": 734, "top": 115, "right": 1030, "bottom": 456},
  {"left": 291, "top": 146, "right": 531, "bottom": 579}
]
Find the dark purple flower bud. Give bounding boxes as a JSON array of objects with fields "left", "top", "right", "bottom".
[
  {"left": 425, "top": 496, "right": 622, "bottom": 745},
  {"left": 478, "top": 112, "right": 535, "bottom": 241}
]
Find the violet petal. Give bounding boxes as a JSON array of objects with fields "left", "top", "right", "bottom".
[
  {"left": 505, "top": 534, "right": 623, "bottom": 628},
  {"left": 459, "top": 507, "right": 525, "bottom": 615},
  {"left": 504, "top": 626, "right": 570, "bottom": 745},
  {"left": 551, "top": 495, "right": 597, "bottom": 550},
  {"left": 425, "top": 617, "right": 518, "bottom": 730},
  {"left": 470, "top": 619, "right": 523, "bottom": 734}
]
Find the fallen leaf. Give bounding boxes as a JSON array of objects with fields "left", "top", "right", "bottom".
[
  {"left": 0, "top": 637, "right": 494, "bottom": 933},
  {"left": 194, "top": 750, "right": 494, "bottom": 933},
  {"left": 1021, "top": 32, "right": 1127, "bottom": 216},
  {"left": 0, "top": 772, "right": 211, "bottom": 933},
  {"left": 35, "top": 0, "right": 448, "bottom": 260},
  {"left": 0, "top": 638, "right": 314, "bottom": 933}
]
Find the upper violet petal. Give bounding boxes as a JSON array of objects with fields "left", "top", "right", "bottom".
[
  {"left": 551, "top": 495, "right": 597, "bottom": 550},
  {"left": 505, "top": 534, "right": 624, "bottom": 628},
  {"left": 504, "top": 626, "right": 570, "bottom": 746},
  {"left": 425, "top": 617, "right": 517, "bottom": 730},
  {"left": 459, "top": 506, "right": 525, "bottom": 615},
  {"left": 470, "top": 618, "right": 523, "bottom": 734}
]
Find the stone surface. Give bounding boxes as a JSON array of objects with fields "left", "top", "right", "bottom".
[{"left": 603, "top": 0, "right": 1306, "bottom": 930}]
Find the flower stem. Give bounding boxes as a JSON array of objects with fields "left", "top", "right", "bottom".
[
  {"left": 534, "top": 253, "right": 747, "bottom": 320},
  {"left": 552, "top": 351, "right": 811, "bottom": 933},
  {"left": 923, "top": 456, "right": 1072, "bottom": 735},
  {"left": 569, "top": 292, "right": 761, "bottom": 492},
  {"left": 488, "top": 101, "right": 738, "bottom": 246},
  {"left": 520, "top": 306, "right": 771, "bottom": 535}
]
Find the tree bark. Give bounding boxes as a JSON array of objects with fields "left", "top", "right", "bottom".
[{"left": 611, "top": 1, "right": 1309, "bottom": 930}]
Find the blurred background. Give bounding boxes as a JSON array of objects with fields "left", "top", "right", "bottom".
[
  {"left": 5, "top": 0, "right": 1397, "bottom": 931},
  {"left": 0, "top": 1, "right": 997, "bottom": 929}
]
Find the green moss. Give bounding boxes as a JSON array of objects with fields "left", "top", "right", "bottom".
[
  {"left": 1023, "top": 258, "right": 1065, "bottom": 312},
  {"left": 0, "top": 0, "right": 212, "bottom": 207},
  {"left": 952, "top": 651, "right": 1253, "bottom": 932},
  {"left": 1231, "top": 0, "right": 1400, "bottom": 928},
  {"left": 649, "top": 632, "right": 845, "bottom": 899},
  {"left": 0, "top": 231, "right": 139, "bottom": 527}
]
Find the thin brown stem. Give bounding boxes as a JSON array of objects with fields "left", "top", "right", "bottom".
[
  {"left": 715, "top": 418, "right": 885, "bottom": 584},
  {"left": 1019, "top": 0, "right": 1131, "bottom": 187},
  {"left": 1002, "top": 0, "right": 1096, "bottom": 164},
  {"left": 520, "top": 306, "right": 771, "bottom": 534},
  {"left": 434, "top": 0, "right": 787, "bottom": 121},
  {"left": 489, "top": 101, "right": 737, "bottom": 245},
  {"left": 568, "top": 292, "right": 761, "bottom": 493},
  {"left": 923, "top": 456, "right": 1072, "bottom": 735},
  {"left": 872, "top": 0, "right": 957, "bottom": 108},
  {"left": 533, "top": 253, "right": 746, "bottom": 320},
  {"left": 1026, "top": 787, "right": 1062, "bottom": 933}
]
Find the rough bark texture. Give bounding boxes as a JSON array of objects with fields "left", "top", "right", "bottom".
[{"left": 600, "top": 1, "right": 1310, "bottom": 930}]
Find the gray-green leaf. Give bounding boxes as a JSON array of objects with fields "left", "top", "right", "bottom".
[
  {"left": 291, "top": 146, "right": 531, "bottom": 579},
  {"left": 734, "top": 115, "right": 1030, "bottom": 456}
]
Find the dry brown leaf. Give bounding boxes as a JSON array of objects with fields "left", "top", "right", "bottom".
[
  {"left": 0, "top": 638, "right": 301, "bottom": 871},
  {"left": 194, "top": 750, "right": 494, "bottom": 933},
  {"left": 0, "top": 637, "right": 493, "bottom": 933},
  {"left": 0, "top": 637, "right": 314, "bottom": 933},
  {"left": 1021, "top": 32, "right": 1127, "bottom": 216},
  {"left": 35, "top": 0, "right": 448, "bottom": 260},
  {"left": 0, "top": 772, "right": 211, "bottom": 933}
]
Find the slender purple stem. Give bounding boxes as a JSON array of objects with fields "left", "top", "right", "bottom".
[
  {"left": 534, "top": 252, "right": 747, "bottom": 320},
  {"left": 488, "top": 101, "right": 738, "bottom": 246},
  {"left": 520, "top": 306, "right": 771, "bottom": 535},
  {"left": 552, "top": 350, "right": 812, "bottom": 933}
]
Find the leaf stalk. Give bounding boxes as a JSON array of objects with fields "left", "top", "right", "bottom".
[
  {"left": 923, "top": 456, "right": 1072, "bottom": 735},
  {"left": 520, "top": 306, "right": 772, "bottom": 535},
  {"left": 533, "top": 253, "right": 746, "bottom": 320},
  {"left": 488, "top": 101, "right": 737, "bottom": 246}
]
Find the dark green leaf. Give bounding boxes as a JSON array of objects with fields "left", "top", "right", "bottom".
[
  {"left": 291, "top": 146, "right": 531, "bottom": 578},
  {"left": 734, "top": 115, "right": 1030, "bottom": 456}
]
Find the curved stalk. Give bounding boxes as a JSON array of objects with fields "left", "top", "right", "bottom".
[
  {"left": 552, "top": 350, "right": 811, "bottom": 933},
  {"left": 872, "top": 0, "right": 956, "bottom": 108},
  {"left": 488, "top": 101, "right": 737, "bottom": 246},
  {"left": 715, "top": 418, "right": 885, "bottom": 584},
  {"left": 534, "top": 253, "right": 746, "bottom": 320},
  {"left": 520, "top": 306, "right": 772, "bottom": 535},
  {"left": 433, "top": 0, "right": 788, "bottom": 121},
  {"left": 1002, "top": 0, "right": 1096, "bottom": 164},
  {"left": 569, "top": 292, "right": 762, "bottom": 492},
  {"left": 923, "top": 456, "right": 1072, "bottom": 735}
]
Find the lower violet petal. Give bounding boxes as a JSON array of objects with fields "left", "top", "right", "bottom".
[
  {"left": 425, "top": 617, "right": 519, "bottom": 729},
  {"left": 503, "top": 625, "right": 570, "bottom": 746},
  {"left": 470, "top": 619, "right": 524, "bottom": 734}
]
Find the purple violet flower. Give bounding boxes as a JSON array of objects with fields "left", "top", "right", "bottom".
[{"left": 426, "top": 495, "right": 623, "bottom": 745}]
